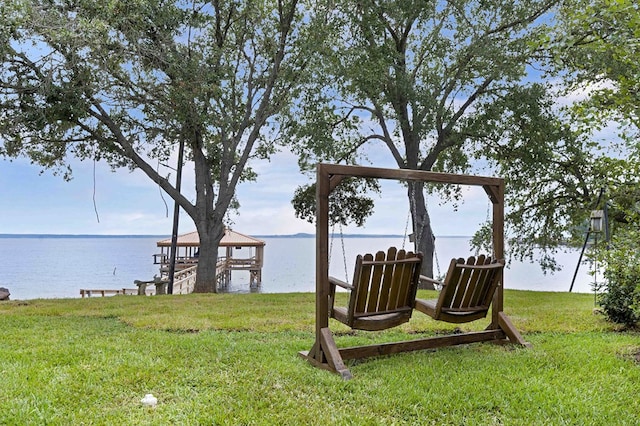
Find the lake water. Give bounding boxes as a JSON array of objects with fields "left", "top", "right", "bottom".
[{"left": 0, "top": 235, "right": 597, "bottom": 300}]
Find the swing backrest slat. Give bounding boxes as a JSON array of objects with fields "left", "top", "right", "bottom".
[
  {"left": 353, "top": 253, "right": 373, "bottom": 314},
  {"left": 386, "top": 248, "right": 408, "bottom": 310},
  {"left": 456, "top": 254, "right": 486, "bottom": 308},
  {"left": 464, "top": 255, "right": 493, "bottom": 307},
  {"left": 365, "top": 250, "right": 387, "bottom": 312},
  {"left": 396, "top": 250, "right": 417, "bottom": 310},
  {"left": 375, "top": 246, "right": 397, "bottom": 311}
]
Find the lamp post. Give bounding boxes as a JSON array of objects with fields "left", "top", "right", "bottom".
[
  {"left": 569, "top": 188, "right": 608, "bottom": 292},
  {"left": 589, "top": 210, "right": 604, "bottom": 302},
  {"left": 167, "top": 138, "right": 185, "bottom": 295}
]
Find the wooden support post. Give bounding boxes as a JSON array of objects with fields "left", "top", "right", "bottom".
[
  {"left": 498, "top": 311, "right": 532, "bottom": 348},
  {"left": 311, "top": 163, "right": 332, "bottom": 367},
  {"left": 320, "top": 328, "right": 352, "bottom": 380},
  {"left": 488, "top": 182, "right": 505, "bottom": 329}
]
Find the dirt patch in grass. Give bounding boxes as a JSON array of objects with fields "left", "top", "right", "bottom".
[
  {"left": 164, "top": 328, "right": 201, "bottom": 334},
  {"left": 617, "top": 345, "right": 640, "bottom": 365}
]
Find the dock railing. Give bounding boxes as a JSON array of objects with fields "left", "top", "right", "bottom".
[
  {"left": 172, "top": 264, "right": 198, "bottom": 294},
  {"left": 81, "top": 255, "right": 248, "bottom": 298}
]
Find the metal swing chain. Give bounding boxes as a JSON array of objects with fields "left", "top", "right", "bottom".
[
  {"left": 339, "top": 222, "right": 349, "bottom": 283},
  {"left": 329, "top": 222, "right": 335, "bottom": 266},
  {"left": 434, "top": 244, "right": 441, "bottom": 280},
  {"left": 402, "top": 208, "right": 411, "bottom": 250},
  {"left": 486, "top": 198, "right": 495, "bottom": 258},
  {"left": 328, "top": 221, "right": 350, "bottom": 283}
]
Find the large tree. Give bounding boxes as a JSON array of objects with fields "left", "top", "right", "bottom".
[
  {"left": 0, "top": 0, "right": 326, "bottom": 292},
  {"left": 551, "top": 0, "right": 640, "bottom": 309},
  {"left": 554, "top": 0, "right": 640, "bottom": 223},
  {"left": 473, "top": 85, "right": 639, "bottom": 270},
  {"left": 484, "top": 0, "right": 640, "bottom": 273},
  {"left": 555, "top": 0, "right": 639, "bottom": 135},
  {"left": 287, "top": 0, "right": 566, "bottom": 283}
]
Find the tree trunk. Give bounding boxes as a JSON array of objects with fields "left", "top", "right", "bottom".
[
  {"left": 193, "top": 221, "right": 225, "bottom": 293},
  {"left": 408, "top": 181, "right": 436, "bottom": 290}
]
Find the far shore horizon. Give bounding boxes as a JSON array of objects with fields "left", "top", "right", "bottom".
[{"left": 0, "top": 233, "right": 473, "bottom": 239}]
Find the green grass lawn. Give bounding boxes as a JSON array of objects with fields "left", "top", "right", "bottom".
[{"left": 1, "top": 290, "right": 638, "bottom": 425}]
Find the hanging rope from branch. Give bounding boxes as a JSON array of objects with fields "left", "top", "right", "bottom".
[{"left": 93, "top": 157, "right": 100, "bottom": 223}]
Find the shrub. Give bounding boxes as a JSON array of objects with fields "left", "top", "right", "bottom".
[{"left": 598, "top": 229, "right": 640, "bottom": 327}]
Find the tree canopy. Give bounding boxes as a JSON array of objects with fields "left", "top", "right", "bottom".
[
  {"left": 286, "top": 0, "right": 601, "bottom": 277},
  {"left": 549, "top": 0, "right": 640, "bottom": 233},
  {"left": 552, "top": 0, "right": 640, "bottom": 310},
  {"left": 555, "top": 0, "right": 639, "bottom": 134},
  {"left": 0, "top": 0, "right": 328, "bottom": 292}
]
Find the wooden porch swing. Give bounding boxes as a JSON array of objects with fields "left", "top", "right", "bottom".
[{"left": 298, "top": 164, "right": 530, "bottom": 379}]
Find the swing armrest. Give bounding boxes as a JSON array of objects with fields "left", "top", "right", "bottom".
[
  {"left": 328, "top": 276, "right": 353, "bottom": 314},
  {"left": 328, "top": 276, "right": 355, "bottom": 292},
  {"left": 419, "top": 275, "right": 445, "bottom": 288}
]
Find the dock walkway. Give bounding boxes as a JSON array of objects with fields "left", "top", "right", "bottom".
[{"left": 80, "top": 258, "right": 227, "bottom": 297}]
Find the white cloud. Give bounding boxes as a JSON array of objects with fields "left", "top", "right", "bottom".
[
  {"left": 554, "top": 78, "right": 616, "bottom": 107},
  {"left": 229, "top": 204, "right": 314, "bottom": 235}
]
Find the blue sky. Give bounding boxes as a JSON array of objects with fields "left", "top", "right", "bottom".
[{"left": 0, "top": 146, "right": 490, "bottom": 237}]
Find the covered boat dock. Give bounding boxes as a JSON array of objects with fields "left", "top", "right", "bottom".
[{"left": 154, "top": 229, "right": 266, "bottom": 288}]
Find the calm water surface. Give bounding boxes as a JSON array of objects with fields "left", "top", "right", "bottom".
[{"left": 0, "top": 236, "right": 595, "bottom": 300}]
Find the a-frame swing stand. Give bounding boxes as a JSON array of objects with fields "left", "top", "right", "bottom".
[{"left": 299, "top": 164, "right": 530, "bottom": 379}]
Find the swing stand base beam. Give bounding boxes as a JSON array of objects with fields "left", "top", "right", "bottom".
[{"left": 299, "top": 313, "right": 530, "bottom": 379}]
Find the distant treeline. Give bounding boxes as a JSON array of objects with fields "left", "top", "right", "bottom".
[
  {"left": 255, "top": 233, "right": 471, "bottom": 239},
  {"left": 0, "top": 234, "right": 168, "bottom": 239},
  {"left": 0, "top": 233, "right": 472, "bottom": 239}
]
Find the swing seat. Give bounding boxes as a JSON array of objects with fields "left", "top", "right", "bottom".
[
  {"left": 415, "top": 255, "right": 504, "bottom": 324},
  {"left": 329, "top": 247, "right": 423, "bottom": 331}
]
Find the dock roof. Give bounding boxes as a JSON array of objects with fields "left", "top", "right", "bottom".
[{"left": 157, "top": 229, "right": 265, "bottom": 248}]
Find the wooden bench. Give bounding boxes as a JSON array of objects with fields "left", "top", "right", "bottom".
[{"left": 79, "top": 289, "right": 133, "bottom": 298}]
